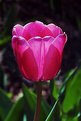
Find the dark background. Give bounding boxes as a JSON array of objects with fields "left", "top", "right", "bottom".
[{"left": 0, "top": 0, "right": 81, "bottom": 97}]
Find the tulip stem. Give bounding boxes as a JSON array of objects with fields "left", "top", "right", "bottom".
[{"left": 33, "top": 82, "right": 42, "bottom": 121}]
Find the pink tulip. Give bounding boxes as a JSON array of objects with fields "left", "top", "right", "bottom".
[{"left": 12, "top": 21, "right": 67, "bottom": 82}]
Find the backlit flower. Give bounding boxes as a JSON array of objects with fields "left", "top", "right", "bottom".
[{"left": 12, "top": 21, "right": 67, "bottom": 82}]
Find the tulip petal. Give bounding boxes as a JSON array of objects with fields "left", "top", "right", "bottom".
[
  {"left": 43, "top": 45, "right": 61, "bottom": 80},
  {"left": 47, "top": 24, "right": 63, "bottom": 38},
  {"left": 12, "top": 36, "right": 29, "bottom": 76},
  {"left": 41, "top": 26, "right": 53, "bottom": 37},
  {"left": 12, "top": 36, "right": 38, "bottom": 81},
  {"left": 28, "top": 37, "right": 44, "bottom": 80},
  {"left": 23, "top": 21, "right": 44, "bottom": 40},
  {"left": 52, "top": 33, "right": 67, "bottom": 56},
  {"left": 12, "top": 24, "right": 23, "bottom": 36},
  {"left": 28, "top": 36, "right": 54, "bottom": 58},
  {"left": 12, "top": 36, "right": 28, "bottom": 57},
  {"left": 22, "top": 48, "right": 38, "bottom": 81},
  {"left": 28, "top": 36, "right": 54, "bottom": 80},
  {"left": 23, "top": 21, "right": 53, "bottom": 40},
  {"left": 43, "top": 36, "right": 55, "bottom": 55}
]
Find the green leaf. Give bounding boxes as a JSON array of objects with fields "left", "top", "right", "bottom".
[
  {"left": 52, "top": 81, "right": 59, "bottom": 100},
  {"left": 0, "top": 36, "right": 11, "bottom": 46},
  {"left": 0, "top": 88, "right": 13, "bottom": 121},
  {"left": 45, "top": 98, "right": 59, "bottom": 121},
  {"left": 22, "top": 84, "right": 36, "bottom": 121},
  {"left": 5, "top": 97, "right": 24, "bottom": 121},
  {"left": 23, "top": 114, "right": 27, "bottom": 121},
  {"left": 62, "top": 117, "right": 78, "bottom": 121},
  {"left": 50, "top": 79, "right": 58, "bottom": 101},
  {"left": 62, "top": 68, "right": 81, "bottom": 113},
  {"left": 62, "top": 113, "right": 79, "bottom": 121},
  {"left": 45, "top": 67, "right": 79, "bottom": 121},
  {"left": 23, "top": 84, "right": 51, "bottom": 121},
  {"left": 59, "top": 67, "right": 78, "bottom": 97}
]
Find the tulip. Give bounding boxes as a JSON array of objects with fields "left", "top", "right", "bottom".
[{"left": 12, "top": 21, "right": 67, "bottom": 82}]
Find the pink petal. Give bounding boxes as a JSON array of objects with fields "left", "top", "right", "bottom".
[
  {"left": 28, "top": 37, "right": 44, "bottom": 80},
  {"left": 52, "top": 33, "right": 67, "bottom": 56},
  {"left": 23, "top": 21, "right": 44, "bottom": 40},
  {"left": 12, "top": 36, "right": 28, "bottom": 57},
  {"left": 12, "top": 36, "right": 38, "bottom": 81},
  {"left": 43, "top": 45, "right": 61, "bottom": 80},
  {"left": 28, "top": 36, "right": 54, "bottom": 80},
  {"left": 22, "top": 48, "right": 38, "bottom": 81},
  {"left": 12, "top": 36, "right": 29, "bottom": 76},
  {"left": 12, "top": 24, "right": 23, "bottom": 36},
  {"left": 23, "top": 21, "right": 53, "bottom": 40},
  {"left": 43, "top": 36, "right": 54, "bottom": 55},
  {"left": 47, "top": 24, "right": 63, "bottom": 38},
  {"left": 41, "top": 26, "right": 53, "bottom": 37}
]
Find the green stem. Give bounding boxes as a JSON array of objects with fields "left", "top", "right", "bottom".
[{"left": 33, "top": 82, "right": 42, "bottom": 121}]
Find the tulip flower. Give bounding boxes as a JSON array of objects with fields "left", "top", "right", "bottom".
[{"left": 12, "top": 21, "right": 67, "bottom": 82}]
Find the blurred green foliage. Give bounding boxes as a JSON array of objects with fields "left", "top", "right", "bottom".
[{"left": 0, "top": 66, "right": 81, "bottom": 121}]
